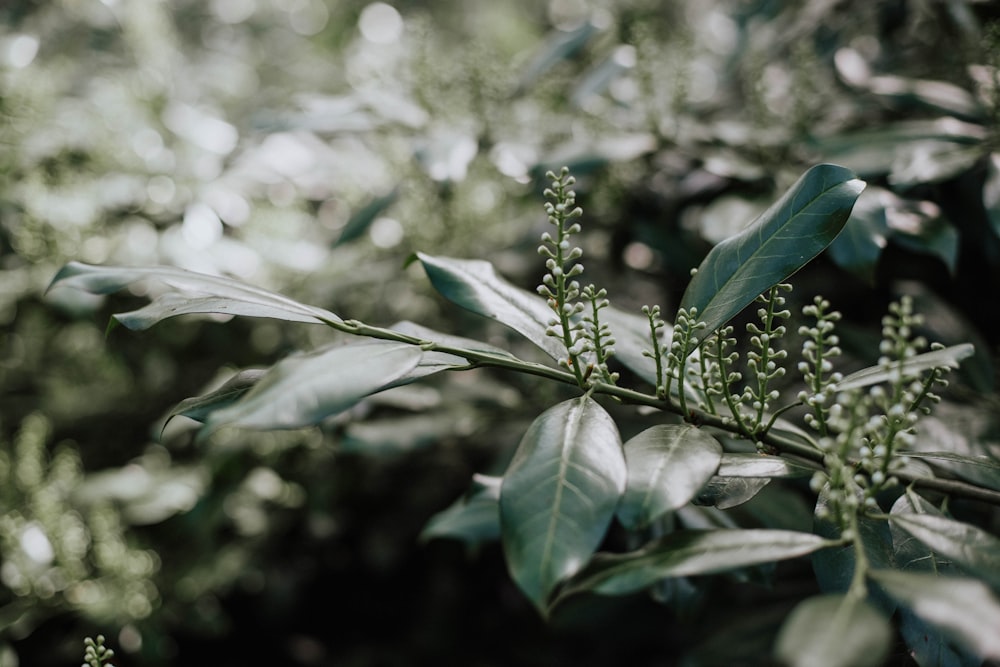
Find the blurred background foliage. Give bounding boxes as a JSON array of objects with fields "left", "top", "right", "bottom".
[{"left": 3, "top": 0, "right": 1000, "bottom": 664}]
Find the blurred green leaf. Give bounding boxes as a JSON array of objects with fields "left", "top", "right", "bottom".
[
  {"left": 679, "top": 164, "right": 865, "bottom": 343},
  {"left": 888, "top": 492, "right": 983, "bottom": 667},
  {"left": 167, "top": 369, "right": 266, "bottom": 425},
  {"left": 774, "top": 594, "right": 891, "bottom": 667},
  {"left": 558, "top": 530, "right": 832, "bottom": 603},
  {"left": 831, "top": 343, "right": 974, "bottom": 392},
  {"left": 888, "top": 512, "right": 1000, "bottom": 588},
  {"left": 616, "top": 425, "right": 722, "bottom": 530},
  {"left": 334, "top": 188, "right": 399, "bottom": 247},
  {"left": 870, "top": 570, "right": 1000, "bottom": 661},
  {"left": 421, "top": 476, "right": 501, "bottom": 547},
  {"left": 600, "top": 304, "right": 667, "bottom": 387},
  {"left": 201, "top": 340, "right": 425, "bottom": 435},
  {"left": 500, "top": 396, "right": 626, "bottom": 614},
  {"left": 48, "top": 262, "right": 340, "bottom": 327}
]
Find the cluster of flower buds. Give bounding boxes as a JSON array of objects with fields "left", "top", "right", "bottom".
[
  {"left": 797, "top": 296, "right": 844, "bottom": 435},
  {"left": 744, "top": 285, "right": 791, "bottom": 431}
]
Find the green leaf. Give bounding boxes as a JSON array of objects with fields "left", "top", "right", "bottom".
[
  {"left": 870, "top": 570, "right": 1000, "bottom": 660},
  {"left": 827, "top": 190, "right": 889, "bottom": 285},
  {"left": 695, "top": 476, "right": 770, "bottom": 509},
  {"left": 421, "top": 475, "right": 501, "bottom": 547},
  {"left": 556, "top": 529, "right": 833, "bottom": 602},
  {"left": 416, "top": 253, "right": 566, "bottom": 362},
  {"left": 47, "top": 262, "right": 340, "bottom": 328},
  {"left": 617, "top": 425, "right": 722, "bottom": 530},
  {"left": 678, "top": 164, "right": 864, "bottom": 342},
  {"left": 515, "top": 20, "right": 602, "bottom": 94},
  {"left": 812, "top": 493, "right": 895, "bottom": 604},
  {"left": 897, "top": 451, "right": 1000, "bottom": 492},
  {"left": 774, "top": 594, "right": 892, "bottom": 667},
  {"left": 334, "top": 188, "right": 399, "bottom": 247},
  {"left": 888, "top": 493, "right": 983, "bottom": 667},
  {"left": 167, "top": 369, "right": 267, "bottom": 425},
  {"left": 716, "top": 453, "right": 817, "bottom": 479},
  {"left": 888, "top": 512, "right": 1000, "bottom": 587},
  {"left": 201, "top": 340, "right": 425, "bottom": 435},
  {"left": 500, "top": 396, "right": 626, "bottom": 613},
  {"left": 832, "top": 343, "right": 974, "bottom": 392}
]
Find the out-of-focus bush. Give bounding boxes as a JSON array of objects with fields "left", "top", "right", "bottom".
[{"left": 4, "top": 0, "right": 1000, "bottom": 664}]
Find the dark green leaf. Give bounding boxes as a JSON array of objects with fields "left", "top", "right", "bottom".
[
  {"left": 870, "top": 570, "right": 1000, "bottom": 660},
  {"left": 416, "top": 253, "right": 565, "bottom": 362},
  {"left": 890, "top": 210, "right": 960, "bottom": 274},
  {"left": 500, "top": 397, "right": 626, "bottom": 613},
  {"left": 774, "top": 594, "right": 891, "bottom": 667},
  {"left": 421, "top": 476, "right": 501, "bottom": 547},
  {"left": 678, "top": 164, "right": 865, "bottom": 343},
  {"left": 168, "top": 369, "right": 267, "bottom": 425},
  {"left": 832, "top": 343, "right": 974, "bottom": 392},
  {"left": 813, "top": 493, "right": 895, "bottom": 605},
  {"left": 201, "top": 340, "right": 424, "bottom": 435},
  {"left": 888, "top": 493, "right": 983, "bottom": 667},
  {"left": 48, "top": 262, "right": 340, "bottom": 327},
  {"left": 617, "top": 425, "right": 722, "bottom": 530},
  {"left": 888, "top": 513, "right": 1000, "bottom": 587},
  {"left": 557, "top": 529, "right": 833, "bottom": 601},
  {"left": 334, "top": 188, "right": 399, "bottom": 247},
  {"left": 812, "top": 120, "right": 984, "bottom": 179}
]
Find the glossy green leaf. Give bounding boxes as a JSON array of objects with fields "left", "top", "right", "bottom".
[
  {"left": 617, "top": 425, "right": 722, "bottom": 530},
  {"left": 416, "top": 253, "right": 565, "bottom": 362},
  {"left": 500, "top": 396, "right": 626, "bottom": 613},
  {"left": 888, "top": 512, "right": 1000, "bottom": 587},
  {"left": 678, "top": 164, "right": 865, "bottom": 343},
  {"left": 48, "top": 262, "right": 340, "bottom": 328},
  {"left": 774, "top": 594, "right": 891, "bottom": 667},
  {"left": 168, "top": 368, "right": 267, "bottom": 425},
  {"left": 832, "top": 343, "right": 974, "bottom": 392},
  {"left": 556, "top": 529, "right": 833, "bottom": 602},
  {"left": 870, "top": 570, "right": 1000, "bottom": 660},
  {"left": 716, "top": 453, "right": 816, "bottom": 479},
  {"left": 201, "top": 340, "right": 424, "bottom": 435},
  {"left": 334, "top": 188, "right": 399, "bottom": 247}
]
